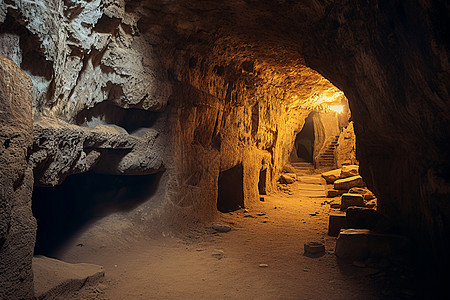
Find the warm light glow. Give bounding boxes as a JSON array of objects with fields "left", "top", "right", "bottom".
[{"left": 330, "top": 105, "right": 343, "bottom": 114}]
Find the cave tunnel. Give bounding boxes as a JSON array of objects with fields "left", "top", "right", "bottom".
[
  {"left": 1, "top": 1, "right": 449, "bottom": 299},
  {"left": 291, "top": 112, "right": 315, "bottom": 163}
]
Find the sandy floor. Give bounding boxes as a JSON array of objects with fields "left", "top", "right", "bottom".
[{"left": 57, "top": 174, "right": 411, "bottom": 299}]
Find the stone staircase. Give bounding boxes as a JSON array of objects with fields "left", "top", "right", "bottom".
[
  {"left": 290, "top": 161, "right": 314, "bottom": 175},
  {"left": 315, "top": 135, "right": 339, "bottom": 169}
]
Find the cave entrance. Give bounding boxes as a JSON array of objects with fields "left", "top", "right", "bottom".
[
  {"left": 32, "top": 171, "right": 161, "bottom": 257},
  {"left": 258, "top": 168, "right": 267, "bottom": 195},
  {"left": 217, "top": 163, "right": 245, "bottom": 212},
  {"left": 292, "top": 112, "right": 315, "bottom": 163}
]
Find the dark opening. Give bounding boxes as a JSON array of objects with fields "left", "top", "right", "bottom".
[
  {"left": 74, "top": 101, "right": 158, "bottom": 134},
  {"left": 217, "top": 163, "right": 244, "bottom": 212},
  {"left": 292, "top": 112, "right": 315, "bottom": 162},
  {"left": 258, "top": 168, "right": 267, "bottom": 195},
  {"left": 32, "top": 170, "right": 162, "bottom": 256}
]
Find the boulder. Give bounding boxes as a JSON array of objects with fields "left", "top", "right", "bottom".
[
  {"left": 340, "top": 165, "right": 359, "bottom": 178},
  {"left": 321, "top": 169, "right": 341, "bottom": 184},
  {"left": 279, "top": 173, "right": 297, "bottom": 184},
  {"left": 328, "top": 213, "right": 347, "bottom": 236},
  {"left": 212, "top": 223, "right": 232, "bottom": 233},
  {"left": 348, "top": 187, "right": 376, "bottom": 200},
  {"left": 335, "top": 229, "right": 408, "bottom": 260},
  {"left": 340, "top": 193, "right": 365, "bottom": 211},
  {"left": 334, "top": 175, "right": 365, "bottom": 190},
  {"left": 365, "top": 199, "right": 377, "bottom": 209},
  {"left": 346, "top": 207, "right": 392, "bottom": 232}
]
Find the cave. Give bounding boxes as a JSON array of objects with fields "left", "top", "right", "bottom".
[
  {"left": 0, "top": 1, "right": 449, "bottom": 299},
  {"left": 258, "top": 168, "right": 267, "bottom": 195},
  {"left": 32, "top": 171, "right": 161, "bottom": 257},
  {"left": 291, "top": 112, "right": 315, "bottom": 163},
  {"left": 217, "top": 164, "right": 245, "bottom": 213}
]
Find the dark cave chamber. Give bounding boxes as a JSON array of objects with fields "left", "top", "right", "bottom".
[
  {"left": 32, "top": 171, "right": 162, "bottom": 256},
  {"left": 217, "top": 163, "right": 245, "bottom": 213}
]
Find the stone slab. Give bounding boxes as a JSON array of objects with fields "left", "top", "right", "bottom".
[
  {"left": 340, "top": 165, "right": 359, "bottom": 178},
  {"left": 33, "top": 256, "right": 104, "bottom": 299},
  {"left": 327, "top": 189, "right": 346, "bottom": 198},
  {"left": 299, "top": 176, "right": 326, "bottom": 185},
  {"left": 334, "top": 175, "right": 365, "bottom": 190},
  {"left": 321, "top": 169, "right": 341, "bottom": 184}
]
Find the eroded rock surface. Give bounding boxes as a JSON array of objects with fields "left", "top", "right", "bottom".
[{"left": 0, "top": 55, "right": 36, "bottom": 300}]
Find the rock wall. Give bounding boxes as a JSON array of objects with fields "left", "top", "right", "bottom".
[
  {"left": 0, "top": 55, "right": 36, "bottom": 299},
  {"left": 336, "top": 122, "right": 357, "bottom": 167}
]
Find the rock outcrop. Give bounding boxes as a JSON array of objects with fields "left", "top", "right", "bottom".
[{"left": 0, "top": 55, "right": 36, "bottom": 299}]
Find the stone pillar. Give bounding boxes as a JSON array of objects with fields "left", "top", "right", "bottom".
[{"left": 0, "top": 55, "right": 36, "bottom": 299}]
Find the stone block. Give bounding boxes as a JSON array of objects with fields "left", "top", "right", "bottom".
[
  {"left": 348, "top": 187, "right": 376, "bottom": 200},
  {"left": 340, "top": 193, "right": 365, "bottom": 211},
  {"left": 321, "top": 169, "right": 341, "bottom": 184},
  {"left": 340, "top": 165, "right": 359, "bottom": 178},
  {"left": 334, "top": 175, "right": 365, "bottom": 190},
  {"left": 335, "top": 229, "right": 408, "bottom": 260},
  {"left": 279, "top": 173, "right": 296, "bottom": 184},
  {"left": 328, "top": 213, "right": 347, "bottom": 236}
]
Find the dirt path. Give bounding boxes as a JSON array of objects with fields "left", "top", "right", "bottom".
[{"left": 61, "top": 174, "right": 400, "bottom": 299}]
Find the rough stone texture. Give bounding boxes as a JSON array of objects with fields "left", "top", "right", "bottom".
[
  {"left": 321, "top": 169, "right": 341, "bottom": 184},
  {"left": 335, "top": 122, "right": 357, "bottom": 168},
  {"left": 348, "top": 187, "right": 376, "bottom": 201},
  {"left": 0, "top": 55, "right": 36, "bottom": 299},
  {"left": 340, "top": 193, "right": 365, "bottom": 211},
  {"left": 334, "top": 175, "right": 365, "bottom": 190},
  {"left": 340, "top": 165, "right": 359, "bottom": 179},
  {"left": 31, "top": 117, "right": 163, "bottom": 186},
  {"left": 279, "top": 173, "right": 297, "bottom": 184}
]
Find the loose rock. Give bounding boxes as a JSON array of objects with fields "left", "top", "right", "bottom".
[
  {"left": 334, "top": 175, "right": 365, "bottom": 190},
  {"left": 211, "top": 249, "right": 224, "bottom": 259},
  {"left": 340, "top": 165, "right": 359, "bottom": 178},
  {"left": 321, "top": 169, "right": 341, "bottom": 184},
  {"left": 212, "top": 223, "right": 232, "bottom": 233},
  {"left": 304, "top": 242, "right": 325, "bottom": 257},
  {"left": 280, "top": 173, "right": 297, "bottom": 184}
]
